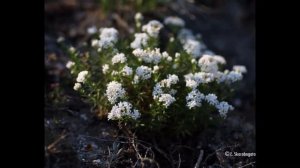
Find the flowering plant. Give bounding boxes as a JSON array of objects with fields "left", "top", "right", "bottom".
[{"left": 65, "top": 14, "right": 246, "bottom": 136}]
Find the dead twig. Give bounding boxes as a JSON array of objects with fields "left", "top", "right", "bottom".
[
  {"left": 203, "top": 144, "right": 239, "bottom": 165},
  {"left": 239, "top": 161, "right": 255, "bottom": 168},
  {"left": 132, "top": 137, "right": 160, "bottom": 168},
  {"left": 47, "top": 130, "right": 67, "bottom": 152},
  {"left": 152, "top": 139, "right": 173, "bottom": 166},
  {"left": 177, "top": 153, "right": 181, "bottom": 168},
  {"left": 194, "top": 150, "right": 204, "bottom": 168}
]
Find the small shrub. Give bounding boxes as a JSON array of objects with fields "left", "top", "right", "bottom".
[{"left": 64, "top": 14, "right": 246, "bottom": 137}]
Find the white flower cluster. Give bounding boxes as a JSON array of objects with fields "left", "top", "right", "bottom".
[
  {"left": 106, "top": 81, "right": 126, "bottom": 104},
  {"left": 135, "top": 12, "right": 143, "bottom": 21},
  {"left": 183, "top": 39, "right": 204, "bottom": 58},
  {"left": 73, "top": 82, "right": 81, "bottom": 91},
  {"left": 198, "top": 54, "right": 226, "bottom": 73},
  {"left": 160, "top": 74, "right": 179, "bottom": 88},
  {"left": 184, "top": 72, "right": 214, "bottom": 88},
  {"left": 183, "top": 54, "right": 246, "bottom": 86},
  {"left": 177, "top": 29, "right": 207, "bottom": 58},
  {"left": 130, "top": 33, "right": 149, "bottom": 49},
  {"left": 164, "top": 16, "right": 185, "bottom": 27},
  {"left": 233, "top": 65, "right": 247, "bottom": 73},
  {"left": 92, "top": 28, "right": 118, "bottom": 49},
  {"left": 158, "top": 94, "right": 176, "bottom": 108},
  {"left": 76, "top": 71, "right": 89, "bottom": 83},
  {"left": 133, "top": 65, "right": 152, "bottom": 84},
  {"left": 142, "top": 20, "right": 163, "bottom": 37},
  {"left": 223, "top": 71, "right": 243, "bottom": 83},
  {"left": 205, "top": 94, "right": 218, "bottom": 106},
  {"left": 185, "top": 70, "right": 244, "bottom": 86},
  {"left": 106, "top": 81, "right": 140, "bottom": 120},
  {"left": 216, "top": 101, "right": 234, "bottom": 118},
  {"left": 73, "top": 71, "right": 88, "bottom": 91},
  {"left": 153, "top": 74, "right": 179, "bottom": 107},
  {"left": 66, "top": 61, "right": 75, "bottom": 69},
  {"left": 132, "top": 48, "right": 171, "bottom": 64},
  {"left": 108, "top": 101, "right": 140, "bottom": 120},
  {"left": 122, "top": 65, "right": 133, "bottom": 76},
  {"left": 186, "top": 89, "right": 205, "bottom": 109},
  {"left": 185, "top": 89, "right": 233, "bottom": 118},
  {"left": 102, "top": 64, "right": 109, "bottom": 74},
  {"left": 112, "top": 53, "right": 127, "bottom": 64},
  {"left": 87, "top": 26, "right": 97, "bottom": 34},
  {"left": 152, "top": 65, "right": 160, "bottom": 73},
  {"left": 135, "top": 12, "right": 144, "bottom": 28}
]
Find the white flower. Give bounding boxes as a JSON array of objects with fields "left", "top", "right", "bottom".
[
  {"left": 122, "top": 65, "right": 133, "bottom": 76},
  {"left": 106, "top": 81, "right": 126, "bottom": 104},
  {"left": 91, "top": 39, "right": 99, "bottom": 47},
  {"left": 167, "top": 56, "right": 173, "bottom": 62},
  {"left": 167, "top": 74, "right": 179, "bottom": 85},
  {"left": 132, "top": 48, "right": 163, "bottom": 64},
  {"left": 57, "top": 36, "right": 65, "bottom": 43},
  {"left": 233, "top": 65, "right": 247, "bottom": 73},
  {"left": 112, "top": 53, "right": 127, "bottom": 64},
  {"left": 225, "top": 71, "right": 243, "bottom": 83},
  {"left": 69, "top": 46, "right": 76, "bottom": 53},
  {"left": 164, "top": 16, "right": 185, "bottom": 27},
  {"left": 198, "top": 54, "right": 219, "bottom": 73},
  {"left": 130, "top": 33, "right": 149, "bottom": 49},
  {"left": 159, "top": 74, "right": 179, "bottom": 88},
  {"left": 135, "top": 12, "right": 143, "bottom": 21},
  {"left": 216, "top": 101, "right": 234, "bottom": 118},
  {"left": 98, "top": 27, "right": 118, "bottom": 49},
  {"left": 186, "top": 89, "right": 205, "bottom": 109},
  {"left": 191, "top": 59, "right": 196, "bottom": 64},
  {"left": 135, "top": 13, "right": 143, "bottom": 28},
  {"left": 175, "top": 52, "right": 180, "bottom": 58},
  {"left": 186, "top": 79, "right": 198, "bottom": 89},
  {"left": 213, "top": 55, "right": 226, "bottom": 65},
  {"left": 108, "top": 101, "right": 141, "bottom": 120},
  {"left": 102, "top": 64, "right": 109, "bottom": 74},
  {"left": 66, "top": 61, "right": 75, "bottom": 69},
  {"left": 162, "top": 51, "right": 169, "bottom": 58},
  {"left": 87, "top": 26, "right": 97, "bottom": 34},
  {"left": 99, "top": 28, "right": 118, "bottom": 42},
  {"left": 158, "top": 94, "right": 176, "bottom": 108},
  {"left": 142, "top": 20, "right": 163, "bottom": 37},
  {"left": 198, "top": 54, "right": 228, "bottom": 73},
  {"left": 152, "top": 83, "right": 163, "bottom": 99},
  {"left": 136, "top": 66, "right": 152, "bottom": 80},
  {"left": 169, "top": 37, "right": 175, "bottom": 42},
  {"left": 183, "top": 39, "right": 202, "bottom": 58},
  {"left": 185, "top": 72, "right": 214, "bottom": 86},
  {"left": 131, "top": 109, "right": 141, "bottom": 120},
  {"left": 73, "top": 83, "right": 81, "bottom": 91},
  {"left": 133, "top": 75, "right": 139, "bottom": 84},
  {"left": 205, "top": 94, "right": 219, "bottom": 106},
  {"left": 153, "top": 65, "right": 159, "bottom": 73},
  {"left": 76, "top": 71, "right": 89, "bottom": 83}
]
